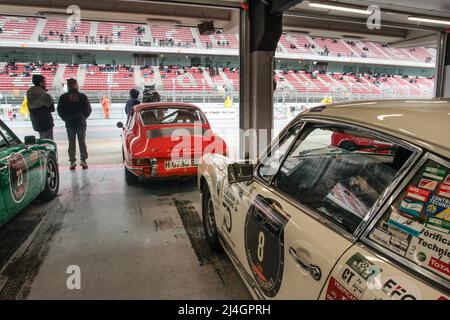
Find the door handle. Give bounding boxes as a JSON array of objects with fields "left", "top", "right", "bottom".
[{"left": 289, "top": 247, "right": 322, "bottom": 281}]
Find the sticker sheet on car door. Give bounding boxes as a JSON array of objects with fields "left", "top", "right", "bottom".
[
  {"left": 244, "top": 195, "right": 289, "bottom": 298},
  {"left": 369, "top": 159, "right": 450, "bottom": 282}
]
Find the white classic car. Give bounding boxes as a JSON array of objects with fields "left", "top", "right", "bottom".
[{"left": 198, "top": 99, "right": 450, "bottom": 300}]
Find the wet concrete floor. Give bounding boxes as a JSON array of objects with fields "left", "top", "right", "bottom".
[{"left": 0, "top": 166, "right": 250, "bottom": 299}]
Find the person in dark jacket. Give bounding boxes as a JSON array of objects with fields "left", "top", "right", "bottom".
[
  {"left": 26, "top": 75, "right": 55, "bottom": 139},
  {"left": 57, "top": 78, "right": 92, "bottom": 170},
  {"left": 125, "top": 88, "right": 140, "bottom": 119}
]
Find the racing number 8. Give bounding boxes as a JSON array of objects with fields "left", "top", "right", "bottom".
[
  {"left": 244, "top": 196, "right": 289, "bottom": 298},
  {"left": 258, "top": 231, "right": 265, "bottom": 262}
]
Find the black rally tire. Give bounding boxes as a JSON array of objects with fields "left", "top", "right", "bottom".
[
  {"left": 125, "top": 167, "right": 139, "bottom": 185},
  {"left": 202, "top": 184, "right": 222, "bottom": 253},
  {"left": 38, "top": 153, "right": 59, "bottom": 201}
]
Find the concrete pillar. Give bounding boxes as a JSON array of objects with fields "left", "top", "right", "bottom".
[
  {"left": 239, "top": 8, "right": 251, "bottom": 159},
  {"left": 435, "top": 31, "right": 450, "bottom": 97},
  {"left": 239, "top": 0, "right": 282, "bottom": 159},
  {"left": 249, "top": 51, "right": 275, "bottom": 157}
]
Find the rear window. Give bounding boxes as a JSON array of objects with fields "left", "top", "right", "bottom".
[
  {"left": 140, "top": 108, "right": 205, "bottom": 126},
  {"left": 368, "top": 157, "right": 450, "bottom": 282}
]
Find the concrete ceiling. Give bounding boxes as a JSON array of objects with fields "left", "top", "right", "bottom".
[
  {"left": 0, "top": 0, "right": 448, "bottom": 45},
  {"left": 0, "top": 1, "right": 241, "bottom": 29},
  {"left": 284, "top": 0, "right": 450, "bottom": 45},
  {"left": 334, "top": 0, "right": 450, "bottom": 19}
]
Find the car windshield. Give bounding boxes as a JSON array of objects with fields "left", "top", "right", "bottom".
[{"left": 140, "top": 108, "right": 205, "bottom": 126}]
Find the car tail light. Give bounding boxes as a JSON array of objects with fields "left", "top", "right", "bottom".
[{"left": 131, "top": 157, "right": 151, "bottom": 166}]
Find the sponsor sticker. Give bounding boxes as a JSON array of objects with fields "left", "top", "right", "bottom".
[
  {"left": 406, "top": 186, "right": 431, "bottom": 202},
  {"left": 370, "top": 227, "right": 391, "bottom": 245},
  {"left": 370, "top": 227, "right": 407, "bottom": 256},
  {"left": 346, "top": 253, "right": 377, "bottom": 280},
  {"left": 387, "top": 223, "right": 410, "bottom": 240},
  {"left": 425, "top": 195, "right": 450, "bottom": 221},
  {"left": 423, "top": 166, "right": 446, "bottom": 181},
  {"left": 444, "top": 174, "right": 450, "bottom": 185},
  {"left": 428, "top": 257, "right": 450, "bottom": 277},
  {"left": 437, "top": 183, "right": 450, "bottom": 199},
  {"left": 390, "top": 235, "right": 410, "bottom": 251},
  {"left": 406, "top": 228, "right": 450, "bottom": 280},
  {"left": 325, "top": 276, "right": 359, "bottom": 300},
  {"left": 388, "top": 211, "right": 423, "bottom": 237},
  {"left": 400, "top": 198, "right": 423, "bottom": 217},
  {"left": 425, "top": 216, "right": 450, "bottom": 234},
  {"left": 9, "top": 153, "right": 28, "bottom": 203},
  {"left": 338, "top": 267, "right": 366, "bottom": 298},
  {"left": 381, "top": 277, "right": 422, "bottom": 300},
  {"left": 418, "top": 178, "right": 438, "bottom": 191}
]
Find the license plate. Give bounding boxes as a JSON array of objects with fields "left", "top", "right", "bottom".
[{"left": 164, "top": 159, "right": 199, "bottom": 170}]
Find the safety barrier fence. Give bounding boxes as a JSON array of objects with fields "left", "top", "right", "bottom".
[{"left": 0, "top": 86, "right": 433, "bottom": 106}]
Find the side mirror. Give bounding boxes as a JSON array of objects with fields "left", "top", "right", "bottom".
[
  {"left": 116, "top": 121, "right": 124, "bottom": 129},
  {"left": 24, "top": 135, "right": 36, "bottom": 145},
  {"left": 228, "top": 162, "right": 254, "bottom": 184}
]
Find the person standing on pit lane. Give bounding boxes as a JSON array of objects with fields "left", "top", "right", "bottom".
[
  {"left": 101, "top": 95, "right": 110, "bottom": 119},
  {"left": 57, "top": 78, "right": 92, "bottom": 170},
  {"left": 125, "top": 88, "right": 140, "bottom": 120},
  {"left": 26, "top": 74, "right": 55, "bottom": 139}
]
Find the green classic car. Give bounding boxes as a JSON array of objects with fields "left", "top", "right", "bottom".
[{"left": 0, "top": 120, "right": 59, "bottom": 226}]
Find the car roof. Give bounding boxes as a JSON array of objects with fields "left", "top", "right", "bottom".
[
  {"left": 134, "top": 102, "right": 201, "bottom": 113},
  {"left": 301, "top": 99, "right": 450, "bottom": 159}
]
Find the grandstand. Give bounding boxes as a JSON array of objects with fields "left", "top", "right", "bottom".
[
  {"left": 0, "top": 15, "right": 38, "bottom": 41},
  {"left": 0, "top": 14, "right": 436, "bottom": 103},
  {"left": 0, "top": 62, "right": 57, "bottom": 91},
  {"left": 0, "top": 62, "right": 434, "bottom": 101},
  {"left": 0, "top": 15, "right": 435, "bottom": 62},
  {"left": 41, "top": 18, "right": 92, "bottom": 43},
  {"left": 96, "top": 21, "right": 145, "bottom": 45}
]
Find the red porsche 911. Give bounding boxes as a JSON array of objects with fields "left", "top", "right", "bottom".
[{"left": 117, "top": 103, "right": 227, "bottom": 185}]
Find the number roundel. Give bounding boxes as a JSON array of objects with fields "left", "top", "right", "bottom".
[
  {"left": 244, "top": 195, "right": 289, "bottom": 298},
  {"left": 8, "top": 153, "right": 28, "bottom": 203}
]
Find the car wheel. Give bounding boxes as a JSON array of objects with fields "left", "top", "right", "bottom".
[
  {"left": 125, "top": 167, "right": 138, "bottom": 185},
  {"left": 38, "top": 154, "right": 59, "bottom": 201},
  {"left": 202, "top": 184, "right": 222, "bottom": 252}
]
